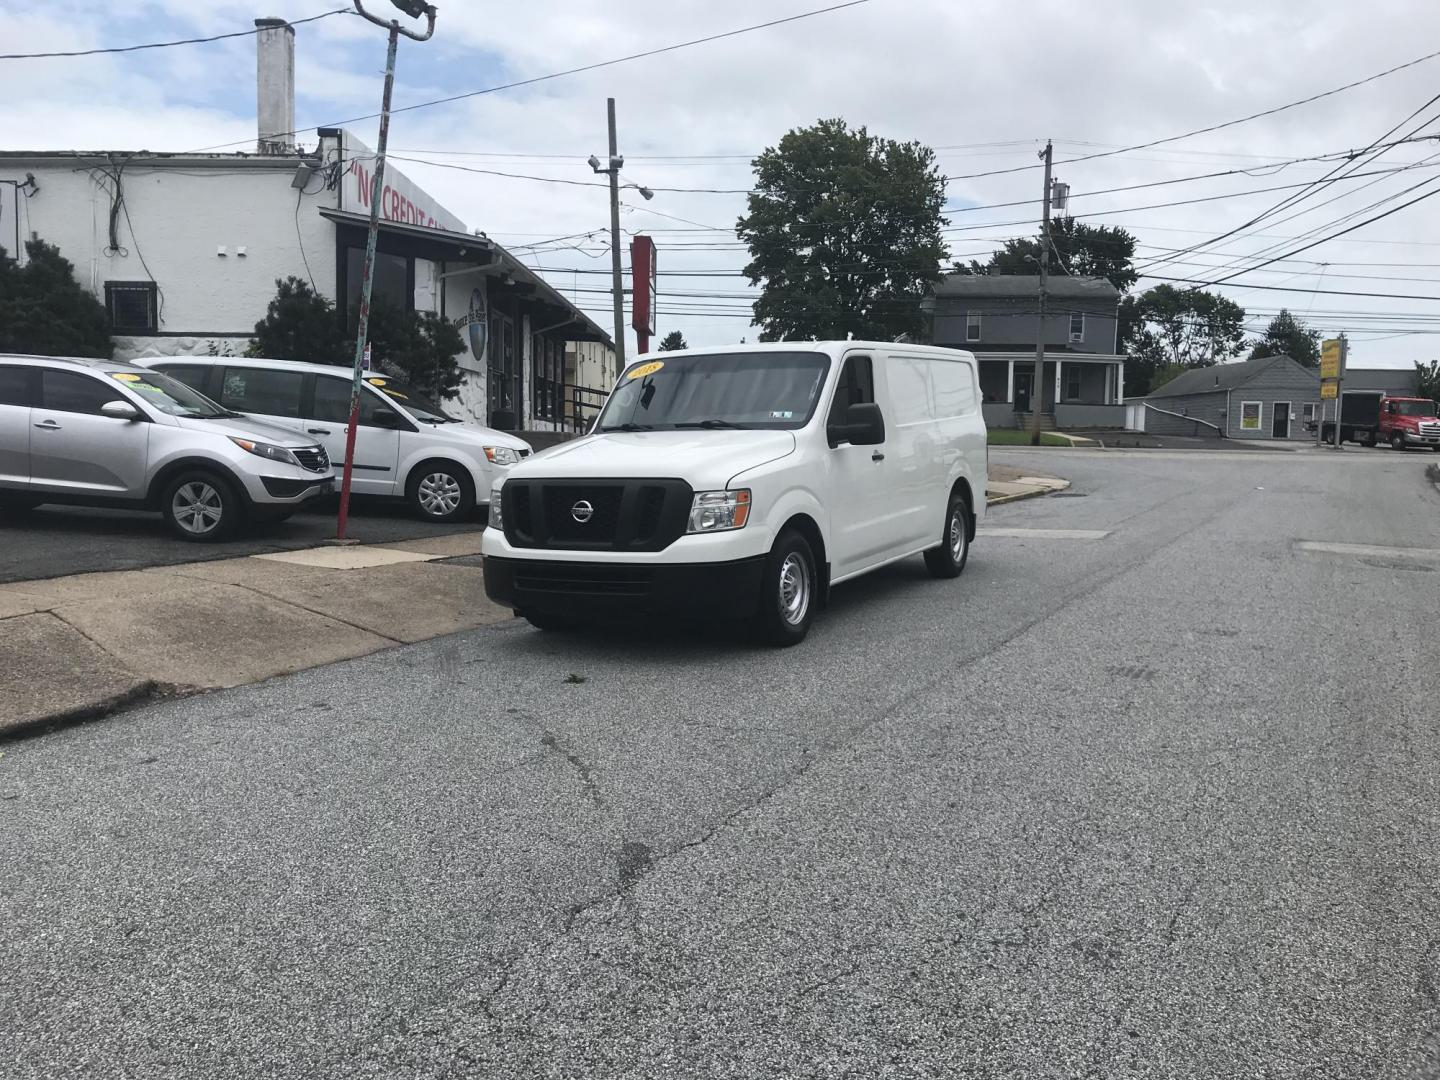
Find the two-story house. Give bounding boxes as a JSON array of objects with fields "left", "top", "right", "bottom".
[{"left": 927, "top": 274, "right": 1127, "bottom": 430}]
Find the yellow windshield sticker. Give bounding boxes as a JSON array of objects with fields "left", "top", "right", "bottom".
[
  {"left": 366, "top": 377, "right": 387, "bottom": 386},
  {"left": 382, "top": 389, "right": 409, "bottom": 400},
  {"left": 627, "top": 360, "right": 664, "bottom": 380},
  {"left": 110, "top": 373, "right": 142, "bottom": 382}
]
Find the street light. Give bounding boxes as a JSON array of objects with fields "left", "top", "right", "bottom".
[{"left": 591, "top": 99, "right": 632, "bottom": 367}]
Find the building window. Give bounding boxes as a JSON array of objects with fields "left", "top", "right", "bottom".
[
  {"left": 533, "top": 335, "right": 563, "bottom": 423},
  {"left": 1303, "top": 403, "right": 1317, "bottom": 424},
  {"left": 1069, "top": 312, "right": 1084, "bottom": 343},
  {"left": 1239, "top": 400, "right": 1263, "bottom": 432},
  {"left": 344, "top": 247, "right": 410, "bottom": 326},
  {"left": 1065, "top": 366, "right": 1082, "bottom": 400},
  {"left": 104, "top": 282, "right": 158, "bottom": 335},
  {"left": 966, "top": 314, "right": 982, "bottom": 343}
]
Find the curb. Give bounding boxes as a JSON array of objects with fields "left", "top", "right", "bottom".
[
  {"left": 0, "top": 680, "right": 185, "bottom": 743},
  {"left": 986, "top": 479, "right": 1072, "bottom": 507}
]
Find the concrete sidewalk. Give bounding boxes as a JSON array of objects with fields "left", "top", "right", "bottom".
[{"left": 1, "top": 472, "right": 1070, "bottom": 735}]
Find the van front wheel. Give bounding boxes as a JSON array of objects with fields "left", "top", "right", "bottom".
[
  {"left": 924, "top": 494, "right": 971, "bottom": 579},
  {"left": 752, "top": 529, "right": 816, "bottom": 647}
]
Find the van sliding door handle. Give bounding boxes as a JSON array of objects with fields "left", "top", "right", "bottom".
[{"left": 871, "top": 451, "right": 885, "bottom": 461}]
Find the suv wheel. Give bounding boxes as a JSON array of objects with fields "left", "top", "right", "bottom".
[
  {"left": 407, "top": 462, "right": 475, "bottom": 523},
  {"left": 924, "top": 493, "right": 972, "bottom": 579},
  {"left": 752, "top": 529, "right": 817, "bottom": 647},
  {"left": 162, "top": 471, "right": 241, "bottom": 542}
]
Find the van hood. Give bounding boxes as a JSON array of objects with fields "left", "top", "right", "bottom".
[
  {"left": 173, "top": 414, "right": 319, "bottom": 447},
  {"left": 403, "top": 419, "right": 531, "bottom": 453},
  {"left": 511, "top": 429, "right": 797, "bottom": 488}
]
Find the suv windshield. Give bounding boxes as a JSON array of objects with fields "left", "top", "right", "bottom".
[
  {"left": 106, "top": 370, "right": 229, "bottom": 418},
  {"left": 1393, "top": 399, "right": 1438, "bottom": 417},
  {"left": 596, "top": 351, "right": 830, "bottom": 432},
  {"left": 364, "top": 375, "right": 456, "bottom": 423}
]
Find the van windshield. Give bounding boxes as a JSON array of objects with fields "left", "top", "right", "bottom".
[
  {"left": 363, "top": 375, "right": 457, "bottom": 424},
  {"left": 596, "top": 351, "right": 829, "bottom": 432},
  {"left": 1393, "top": 399, "right": 1438, "bottom": 417}
]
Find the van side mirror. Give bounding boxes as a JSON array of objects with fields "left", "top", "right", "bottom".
[
  {"left": 100, "top": 400, "right": 141, "bottom": 421},
  {"left": 370, "top": 406, "right": 402, "bottom": 428},
  {"left": 828, "top": 401, "right": 885, "bottom": 447}
]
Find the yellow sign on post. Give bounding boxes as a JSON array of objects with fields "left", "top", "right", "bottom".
[
  {"left": 1321, "top": 339, "right": 1343, "bottom": 380},
  {"left": 1321, "top": 380, "right": 1338, "bottom": 399}
]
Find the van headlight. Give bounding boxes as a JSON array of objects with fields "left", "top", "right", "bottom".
[
  {"left": 229, "top": 437, "right": 299, "bottom": 467},
  {"left": 484, "top": 446, "right": 522, "bottom": 465},
  {"left": 488, "top": 485, "right": 505, "bottom": 529},
  {"left": 687, "top": 489, "right": 750, "bottom": 533}
]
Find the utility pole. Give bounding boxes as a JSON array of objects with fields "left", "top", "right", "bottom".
[
  {"left": 334, "top": 0, "right": 436, "bottom": 543},
  {"left": 606, "top": 99, "right": 626, "bottom": 370},
  {"left": 1334, "top": 331, "right": 1348, "bottom": 448},
  {"left": 1030, "top": 140, "right": 1054, "bottom": 446}
]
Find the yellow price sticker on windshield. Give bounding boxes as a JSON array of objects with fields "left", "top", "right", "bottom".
[
  {"left": 110, "top": 373, "right": 142, "bottom": 382},
  {"left": 627, "top": 360, "right": 664, "bottom": 380},
  {"left": 366, "top": 377, "right": 387, "bottom": 386}
]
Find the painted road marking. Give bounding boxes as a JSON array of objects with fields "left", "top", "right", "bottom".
[
  {"left": 978, "top": 528, "right": 1111, "bottom": 540},
  {"left": 1295, "top": 541, "right": 1440, "bottom": 564}
]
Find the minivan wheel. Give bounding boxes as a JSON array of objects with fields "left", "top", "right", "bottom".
[
  {"left": 407, "top": 462, "right": 475, "bottom": 523},
  {"left": 162, "top": 471, "right": 242, "bottom": 542},
  {"left": 752, "top": 529, "right": 816, "bottom": 647},
  {"left": 924, "top": 494, "right": 971, "bottom": 579}
]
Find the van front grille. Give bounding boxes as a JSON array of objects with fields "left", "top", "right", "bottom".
[{"left": 502, "top": 478, "right": 691, "bottom": 553}]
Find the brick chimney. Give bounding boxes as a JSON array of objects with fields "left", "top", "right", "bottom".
[{"left": 255, "top": 18, "right": 295, "bottom": 155}]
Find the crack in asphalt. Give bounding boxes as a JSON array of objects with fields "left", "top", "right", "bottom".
[{"left": 539, "top": 729, "right": 604, "bottom": 809}]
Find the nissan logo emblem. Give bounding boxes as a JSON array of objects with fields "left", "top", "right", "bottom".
[{"left": 571, "top": 500, "right": 594, "bottom": 524}]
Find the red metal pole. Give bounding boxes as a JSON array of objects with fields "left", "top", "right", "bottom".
[{"left": 336, "top": 23, "right": 400, "bottom": 541}]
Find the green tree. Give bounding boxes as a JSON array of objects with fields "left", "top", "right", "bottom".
[
  {"left": 657, "top": 330, "right": 688, "bottom": 351},
  {"left": 738, "top": 118, "right": 948, "bottom": 342},
  {"left": 1415, "top": 359, "right": 1440, "bottom": 401},
  {"left": 250, "top": 276, "right": 347, "bottom": 365},
  {"left": 0, "top": 240, "right": 112, "bottom": 358},
  {"left": 952, "top": 217, "right": 1138, "bottom": 293},
  {"left": 1122, "top": 284, "right": 1247, "bottom": 395},
  {"left": 250, "top": 277, "right": 465, "bottom": 400},
  {"left": 1248, "top": 308, "right": 1320, "bottom": 367}
]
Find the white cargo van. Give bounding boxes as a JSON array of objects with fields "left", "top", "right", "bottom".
[{"left": 481, "top": 342, "right": 986, "bottom": 645}]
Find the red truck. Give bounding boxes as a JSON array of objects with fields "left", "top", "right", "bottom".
[{"left": 1314, "top": 392, "right": 1440, "bottom": 450}]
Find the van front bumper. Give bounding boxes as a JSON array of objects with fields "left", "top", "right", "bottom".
[{"left": 483, "top": 555, "right": 767, "bottom": 621}]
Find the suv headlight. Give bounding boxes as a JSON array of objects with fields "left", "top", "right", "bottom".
[
  {"left": 484, "top": 446, "right": 522, "bottom": 465},
  {"left": 229, "top": 437, "right": 299, "bottom": 467},
  {"left": 687, "top": 489, "right": 751, "bottom": 533},
  {"left": 488, "top": 484, "right": 505, "bottom": 529}
]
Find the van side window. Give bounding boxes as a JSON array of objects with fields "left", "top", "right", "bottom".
[
  {"left": 829, "top": 355, "right": 874, "bottom": 426},
  {"left": 313, "top": 375, "right": 390, "bottom": 427},
  {"left": 218, "top": 366, "right": 303, "bottom": 417}
]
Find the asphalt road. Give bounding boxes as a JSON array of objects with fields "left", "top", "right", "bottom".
[
  {"left": 4, "top": 447, "right": 1440, "bottom": 1079},
  {"left": 0, "top": 497, "right": 479, "bottom": 584}
]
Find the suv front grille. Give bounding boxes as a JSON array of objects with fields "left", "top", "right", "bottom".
[
  {"left": 502, "top": 478, "right": 692, "bottom": 552},
  {"left": 292, "top": 446, "right": 329, "bottom": 473}
]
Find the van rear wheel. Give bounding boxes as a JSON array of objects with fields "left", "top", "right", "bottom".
[
  {"left": 924, "top": 494, "right": 971, "bottom": 579},
  {"left": 752, "top": 529, "right": 816, "bottom": 647}
]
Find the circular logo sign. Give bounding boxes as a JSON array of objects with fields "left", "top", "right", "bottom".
[{"left": 570, "top": 500, "right": 594, "bottom": 524}]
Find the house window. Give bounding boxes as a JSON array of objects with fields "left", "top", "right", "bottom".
[
  {"left": 1239, "top": 400, "right": 1263, "bottom": 432},
  {"left": 104, "top": 282, "right": 158, "bottom": 334},
  {"left": 1065, "top": 366, "right": 1082, "bottom": 401},
  {"left": 1069, "top": 312, "right": 1084, "bottom": 343},
  {"left": 344, "top": 247, "right": 410, "bottom": 326},
  {"left": 533, "top": 335, "right": 563, "bottom": 423},
  {"left": 1303, "top": 403, "right": 1317, "bottom": 424},
  {"left": 966, "top": 314, "right": 982, "bottom": 343}
]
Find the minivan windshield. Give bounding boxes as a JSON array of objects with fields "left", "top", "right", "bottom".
[
  {"left": 106, "top": 370, "right": 230, "bottom": 418},
  {"left": 595, "top": 351, "right": 830, "bottom": 432},
  {"left": 1393, "top": 399, "right": 1438, "bottom": 417},
  {"left": 363, "top": 375, "right": 457, "bottom": 424}
]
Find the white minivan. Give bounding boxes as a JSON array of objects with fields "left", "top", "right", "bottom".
[
  {"left": 481, "top": 342, "right": 986, "bottom": 645},
  {"left": 142, "top": 357, "right": 532, "bottom": 522}
]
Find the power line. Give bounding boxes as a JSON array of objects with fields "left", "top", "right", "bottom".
[
  {"left": 187, "top": 0, "right": 874, "bottom": 154},
  {"left": 0, "top": 8, "right": 352, "bottom": 60}
]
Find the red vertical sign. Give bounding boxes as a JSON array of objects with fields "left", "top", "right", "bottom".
[{"left": 630, "top": 235, "right": 657, "bottom": 355}]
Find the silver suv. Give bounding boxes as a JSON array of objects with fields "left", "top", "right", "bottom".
[{"left": 0, "top": 354, "right": 335, "bottom": 542}]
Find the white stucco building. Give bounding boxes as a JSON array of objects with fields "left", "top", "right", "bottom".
[{"left": 0, "top": 17, "right": 613, "bottom": 434}]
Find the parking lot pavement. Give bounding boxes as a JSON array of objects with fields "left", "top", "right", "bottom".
[
  {"left": 4, "top": 449, "right": 1440, "bottom": 1078},
  {"left": 0, "top": 499, "right": 479, "bottom": 585}
]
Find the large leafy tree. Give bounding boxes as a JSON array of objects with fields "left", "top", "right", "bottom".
[
  {"left": 1415, "top": 359, "right": 1440, "bottom": 401},
  {"left": 738, "top": 118, "right": 948, "bottom": 341},
  {"left": 952, "top": 217, "right": 1138, "bottom": 293},
  {"left": 657, "top": 330, "right": 688, "bottom": 351},
  {"left": 0, "top": 241, "right": 112, "bottom": 358},
  {"left": 250, "top": 276, "right": 464, "bottom": 400},
  {"left": 1249, "top": 308, "right": 1320, "bottom": 367},
  {"left": 1123, "top": 284, "right": 1247, "bottom": 395}
]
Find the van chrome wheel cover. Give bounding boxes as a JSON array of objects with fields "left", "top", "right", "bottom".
[
  {"left": 778, "top": 552, "right": 811, "bottom": 625},
  {"left": 417, "top": 472, "right": 462, "bottom": 516},
  {"left": 949, "top": 509, "right": 966, "bottom": 562},
  {"left": 173, "top": 481, "right": 223, "bottom": 534}
]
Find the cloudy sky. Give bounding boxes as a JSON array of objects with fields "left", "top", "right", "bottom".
[{"left": 5, "top": 0, "right": 1440, "bottom": 367}]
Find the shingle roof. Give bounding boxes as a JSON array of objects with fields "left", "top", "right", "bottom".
[
  {"left": 1146, "top": 354, "right": 1315, "bottom": 399},
  {"left": 931, "top": 274, "right": 1119, "bottom": 301}
]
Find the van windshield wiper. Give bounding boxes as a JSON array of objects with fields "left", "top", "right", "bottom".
[
  {"left": 600, "top": 422, "right": 655, "bottom": 432},
  {"left": 673, "top": 419, "right": 751, "bottom": 430}
]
